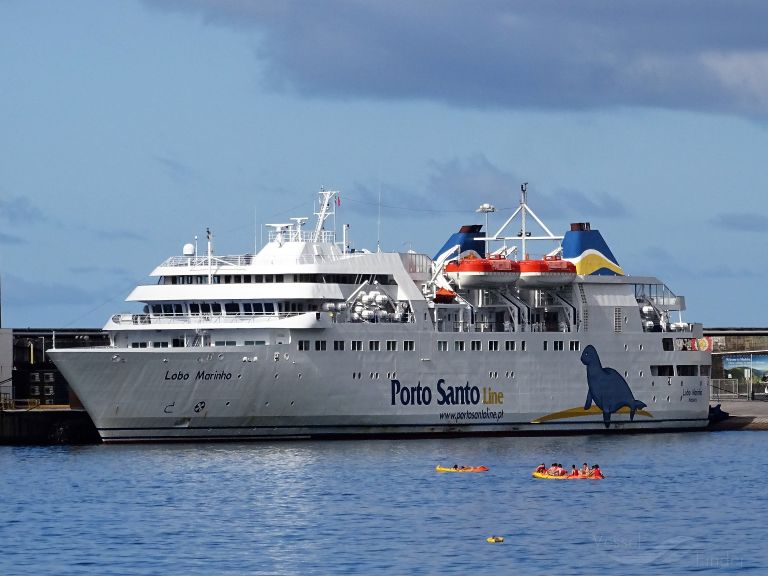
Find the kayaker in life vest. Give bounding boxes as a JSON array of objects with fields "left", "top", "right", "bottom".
[
  {"left": 569, "top": 465, "right": 579, "bottom": 477},
  {"left": 591, "top": 464, "right": 604, "bottom": 479}
]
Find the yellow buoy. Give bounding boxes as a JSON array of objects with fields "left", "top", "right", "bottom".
[{"left": 486, "top": 536, "right": 504, "bottom": 543}]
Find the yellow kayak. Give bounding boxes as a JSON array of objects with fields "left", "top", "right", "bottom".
[
  {"left": 532, "top": 471, "right": 603, "bottom": 480},
  {"left": 436, "top": 465, "right": 489, "bottom": 473}
]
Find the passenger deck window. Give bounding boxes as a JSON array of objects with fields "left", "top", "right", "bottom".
[
  {"left": 676, "top": 365, "right": 698, "bottom": 376},
  {"left": 651, "top": 365, "right": 674, "bottom": 376}
]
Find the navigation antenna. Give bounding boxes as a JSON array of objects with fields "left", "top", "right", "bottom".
[{"left": 313, "top": 187, "right": 339, "bottom": 243}]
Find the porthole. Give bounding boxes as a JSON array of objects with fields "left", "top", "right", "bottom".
[
  {"left": 651, "top": 381, "right": 654, "bottom": 387},
  {"left": 218, "top": 353, "right": 224, "bottom": 360},
  {"left": 666, "top": 396, "right": 670, "bottom": 403},
  {"left": 680, "top": 380, "right": 684, "bottom": 386},
  {"left": 652, "top": 395, "right": 656, "bottom": 403},
  {"left": 298, "top": 373, "right": 302, "bottom": 379},
  {"left": 265, "top": 401, "right": 269, "bottom": 406},
  {"left": 237, "top": 374, "right": 242, "bottom": 379},
  {"left": 290, "top": 401, "right": 295, "bottom": 406},
  {"left": 639, "top": 370, "right": 644, "bottom": 378},
  {"left": 226, "top": 401, "right": 231, "bottom": 406},
  {"left": 624, "top": 370, "right": 628, "bottom": 378},
  {"left": 639, "top": 344, "right": 644, "bottom": 351},
  {"left": 624, "top": 344, "right": 628, "bottom": 351},
  {"left": 370, "top": 372, "right": 374, "bottom": 379},
  {"left": 274, "top": 374, "right": 279, "bottom": 379}
]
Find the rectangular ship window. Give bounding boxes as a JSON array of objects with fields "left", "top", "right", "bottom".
[
  {"left": 505, "top": 341, "right": 516, "bottom": 352},
  {"left": 488, "top": 340, "right": 499, "bottom": 351},
  {"left": 403, "top": 341, "right": 415, "bottom": 351},
  {"left": 386, "top": 340, "right": 397, "bottom": 351},
  {"left": 334, "top": 340, "right": 345, "bottom": 351},
  {"left": 700, "top": 365, "right": 711, "bottom": 377},
  {"left": 351, "top": 340, "right": 363, "bottom": 351},
  {"left": 315, "top": 340, "right": 327, "bottom": 351},
  {"left": 650, "top": 365, "right": 674, "bottom": 376},
  {"left": 43, "top": 373, "right": 54, "bottom": 382},
  {"left": 554, "top": 341, "right": 564, "bottom": 351},
  {"left": 543, "top": 341, "right": 548, "bottom": 351},
  {"left": 455, "top": 341, "right": 465, "bottom": 352},
  {"left": 569, "top": 341, "right": 580, "bottom": 351},
  {"left": 29, "top": 385, "right": 40, "bottom": 396},
  {"left": 369, "top": 340, "right": 380, "bottom": 351},
  {"left": 298, "top": 340, "right": 310, "bottom": 351},
  {"left": 521, "top": 341, "right": 527, "bottom": 351},
  {"left": 471, "top": 340, "right": 482, "bottom": 351},
  {"left": 676, "top": 365, "right": 698, "bottom": 376},
  {"left": 437, "top": 341, "right": 448, "bottom": 351}
]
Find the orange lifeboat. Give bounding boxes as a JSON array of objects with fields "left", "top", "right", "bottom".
[
  {"left": 433, "top": 287, "right": 457, "bottom": 303},
  {"left": 444, "top": 255, "right": 520, "bottom": 288},
  {"left": 517, "top": 256, "right": 576, "bottom": 287}
]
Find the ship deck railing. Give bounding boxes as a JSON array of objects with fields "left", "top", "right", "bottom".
[
  {"left": 437, "top": 321, "right": 573, "bottom": 333},
  {"left": 110, "top": 310, "right": 413, "bottom": 327},
  {"left": 111, "top": 312, "right": 311, "bottom": 326}
]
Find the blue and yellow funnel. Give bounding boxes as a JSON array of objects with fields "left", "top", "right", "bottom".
[{"left": 561, "top": 223, "right": 624, "bottom": 276}]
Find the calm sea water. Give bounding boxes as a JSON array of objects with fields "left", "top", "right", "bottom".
[{"left": 1, "top": 431, "right": 765, "bottom": 576}]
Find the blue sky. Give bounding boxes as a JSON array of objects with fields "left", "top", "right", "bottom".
[{"left": 2, "top": 0, "right": 768, "bottom": 328}]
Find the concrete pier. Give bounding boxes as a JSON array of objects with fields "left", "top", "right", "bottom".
[
  {"left": 0, "top": 406, "right": 100, "bottom": 445},
  {"left": 709, "top": 400, "right": 768, "bottom": 431}
]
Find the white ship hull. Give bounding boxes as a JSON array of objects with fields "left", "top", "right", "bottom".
[{"left": 50, "top": 329, "right": 709, "bottom": 442}]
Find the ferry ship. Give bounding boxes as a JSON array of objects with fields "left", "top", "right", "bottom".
[{"left": 49, "top": 186, "right": 711, "bottom": 442}]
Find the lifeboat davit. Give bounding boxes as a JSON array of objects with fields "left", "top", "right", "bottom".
[
  {"left": 517, "top": 256, "right": 576, "bottom": 287},
  {"left": 444, "top": 255, "right": 520, "bottom": 288}
]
